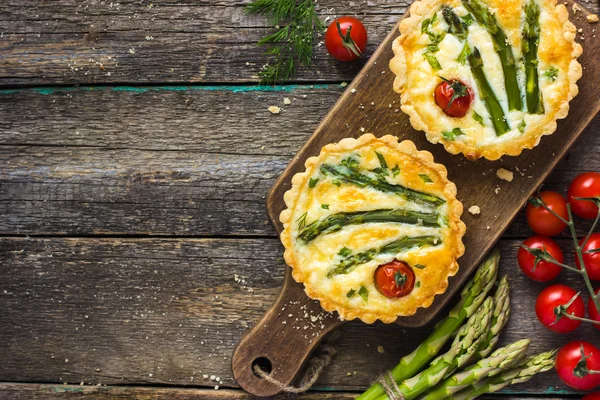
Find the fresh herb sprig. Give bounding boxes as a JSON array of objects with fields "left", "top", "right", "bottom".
[{"left": 245, "top": 0, "right": 324, "bottom": 84}]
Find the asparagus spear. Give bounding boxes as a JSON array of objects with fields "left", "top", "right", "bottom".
[
  {"left": 298, "top": 209, "right": 440, "bottom": 243},
  {"left": 380, "top": 297, "right": 493, "bottom": 400},
  {"left": 320, "top": 164, "right": 445, "bottom": 207},
  {"left": 462, "top": 0, "right": 522, "bottom": 111},
  {"left": 449, "top": 350, "right": 557, "bottom": 400},
  {"left": 468, "top": 48, "right": 510, "bottom": 136},
  {"left": 357, "top": 249, "right": 500, "bottom": 400},
  {"left": 329, "top": 235, "right": 441, "bottom": 276},
  {"left": 443, "top": 7, "right": 468, "bottom": 41},
  {"left": 420, "top": 339, "right": 530, "bottom": 400},
  {"left": 523, "top": 0, "right": 544, "bottom": 114},
  {"left": 475, "top": 275, "right": 511, "bottom": 359}
]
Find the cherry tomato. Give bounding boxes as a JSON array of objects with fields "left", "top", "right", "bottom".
[
  {"left": 325, "top": 17, "right": 367, "bottom": 62},
  {"left": 434, "top": 79, "right": 474, "bottom": 118},
  {"left": 556, "top": 341, "right": 600, "bottom": 390},
  {"left": 568, "top": 172, "right": 600, "bottom": 219},
  {"left": 535, "top": 284, "right": 584, "bottom": 333},
  {"left": 588, "top": 289, "right": 600, "bottom": 331},
  {"left": 526, "top": 191, "right": 569, "bottom": 236},
  {"left": 517, "top": 236, "right": 563, "bottom": 282},
  {"left": 576, "top": 233, "right": 600, "bottom": 280},
  {"left": 374, "top": 260, "right": 416, "bottom": 299},
  {"left": 583, "top": 392, "right": 600, "bottom": 400}
]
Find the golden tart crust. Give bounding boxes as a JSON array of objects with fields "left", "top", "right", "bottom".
[
  {"left": 389, "top": 0, "right": 583, "bottom": 160},
  {"left": 280, "top": 134, "right": 466, "bottom": 324}
]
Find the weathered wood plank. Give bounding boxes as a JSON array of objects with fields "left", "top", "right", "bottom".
[
  {"left": 0, "top": 86, "right": 599, "bottom": 237},
  {"left": 0, "top": 0, "right": 596, "bottom": 85},
  {"left": 0, "top": 236, "right": 595, "bottom": 395},
  {"left": 0, "top": 384, "right": 564, "bottom": 400}
]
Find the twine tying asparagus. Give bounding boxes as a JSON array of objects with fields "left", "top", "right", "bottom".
[
  {"left": 252, "top": 331, "right": 339, "bottom": 393},
  {"left": 377, "top": 372, "right": 405, "bottom": 400}
]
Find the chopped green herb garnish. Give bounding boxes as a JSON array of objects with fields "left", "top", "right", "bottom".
[
  {"left": 416, "top": 281, "right": 421, "bottom": 288},
  {"left": 426, "top": 44, "right": 440, "bottom": 53},
  {"left": 321, "top": 204, "right": 329, "bottom": 209},
  {"left": 456, "top": 42, "right": 471, "bottom": 65},
  {"left": 347, "top": 289, "right": 356, "bottom": 298},
  {"left": 375, "top": 151, "right": 388, "bottom": 171},
  {"left": 518, "top": 119, "right": 527, "bottom": 133},
  {"left": 419, "top": 174, "right": 433, "bottom": 183},
  {"left": 392, "top": 165, "right": 401, "bottom": 177},
  {"left": 472, "top": 111, "right": 485, "bottom": 126},
  {"left": 414, "top": 264, "right": 427, "bottom": 269},
  {"left": 296, "top": 211, "right": 308, "bottom": 229},
  {"left": 421, "top": 18, "right": 432, "bottom": 33},
  {"left": 425, "top": 54, "right": 442, "bottom": 70},
  {"left": 462, "top": 14, "right": 475, "bottom": 26},
  {"left": 359, "top": 286, "right": 369, "bottom": 301},
  {"left": 340, "top": 155, "right": 360, "bottom": 169},
  {"left": 394, "top": 271, "right": 407, "bottom": 288},
  {"left": 442, "top": 127, "right": 465, "bottom": 141},
  {"left": 309, "top": 177, "right": 319, "bottom": 188},
  {"left": 332, "top": 180, "right": 341, "bottom": 187},
  {"left": 431, "top": 11, "right": 438, "bottom": 24},
  {"left": 544, "top": 67, "right": 559, "bottom": 82},
  {"left": 338, "top": 247, "right": 352, "bottom": 257}
]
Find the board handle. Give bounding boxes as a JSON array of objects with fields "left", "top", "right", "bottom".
[{"left": 231, "top": 269, "right": 343, "bottom": 397}]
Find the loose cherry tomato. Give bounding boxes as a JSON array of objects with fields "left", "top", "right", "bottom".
[
  {"left": 526, "top": 191, "right": 569, "bottom": 236},
  {"left": 583, "top": 392, "right": 600, "bottom": 400},
  {"left": 588, "top": 288, "right": 600, "bottom": 331},
  {"left": 374, "top": 260, "right": 415, "bottom": 299},
  {"left": 325, "top": 17, "right": 367, "bottom": 62},
  {"left": 556, "top": 341, "right": 600, "bottom": 390},
  {"left": 517, "top": 236, "right": 563, "bottom": 282},
  {"left": 535, "top": 284, "right": 584, "bottom": 333},
  {"left": 576, "top": 233, "right": 600, "bottom": 280},
  {"left": 568, "top": 172, "right": 600, "bottom": 219},
  {"left": 434, "top": 78, "right": 474, "bottom": 118}
]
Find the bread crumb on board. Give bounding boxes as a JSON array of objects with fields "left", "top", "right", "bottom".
[
  {"left": 587, "top": 14, "right": 599, "bottom": 23},
  {"left": 496, "top": 168, "right": 514, "bottom": 182},
  {"left": 468, "top": 205, "right": 481, "bottom": 215},
  {"left": 283, "top": 97, "right": 291, "bottom": 105},
  {"left": 377, "top": 345, "right": 385, "bottom": 354},
  {"left": 268, "top": 106, "right": 281, "bottom": 114}
]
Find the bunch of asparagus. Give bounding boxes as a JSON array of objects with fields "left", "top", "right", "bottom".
[{"left": 356, "top": 249, "right": 556, "bottom": 400}]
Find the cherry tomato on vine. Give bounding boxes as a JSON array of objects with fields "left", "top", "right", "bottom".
[
  {"left": 535, "top": 284, "right": 584, "bottom": 333},
  {"left": 556, "top": 341, "right": 600, "bottom": 390},
  {"left": 576, "top": 233, "right": 600, "bottom": 281},
  {"left": 517, "top": 236, "right": 563, "bottom": 282},
  {"left": 434, "top": 78, "right": 474, "bottom": 118},
  {"left": 588, "top": 288, "right": 600, "bottom": 331},
  {"left": 374, "top": 260, "right": 415, "bottom": 299},
  {"left": 325, "top": 17, "right": 367, "bottom": 62},
  {"left": 526, "top": 191, "right": 568, "bottom": 236},
  {"left": 583, "top": 392, "right": 600, "bottom": 400},
  {"left": 568, "top": 172, "right": 600, "bottom": 220}
]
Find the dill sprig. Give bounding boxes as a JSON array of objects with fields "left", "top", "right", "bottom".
[{"left": 245, "top": 0, "right": 323, "bottom": 84}]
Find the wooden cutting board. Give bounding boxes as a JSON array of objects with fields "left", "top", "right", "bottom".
[{"left": 232, "top": 2, "right": 600, "bottom": 396}]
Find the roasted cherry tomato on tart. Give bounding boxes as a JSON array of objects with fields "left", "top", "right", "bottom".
[
  {"left": 556, "top": 341, "right": 600, "bottom": 390},
  {"left": 374, "top": 260, "right": 416, "bottom": 299},
  {"left": 434, "top": 78, "right": 474, "bottom": 118},
  {"left": 576, "top": 233, "right": 600, "bottom": 280},
  {"left": 568, "top": 172, "right": 600, "bottom": 219},
  {"left": 518, "top": 236, "right": 563, "bottom": 282},
  {"left": 325, "top": 17, "right": 367, "bottom": 62},
  {"left": 526, "top": 191, "right": 568, "bottom": 236},
  {"left": 535, "top": 284, "right": 584, "bottom": 334}
]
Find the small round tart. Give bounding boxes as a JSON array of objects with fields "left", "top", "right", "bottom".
[
  {"left": 280, "top": 134, "right": 466, "bottom": 323},
  {"left": 389, "top": 0, "right": 583, "bottom": 160}
]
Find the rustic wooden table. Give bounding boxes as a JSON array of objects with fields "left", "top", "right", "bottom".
[{"left": 0, "top": 1, "right": 599, "bottom": 399}]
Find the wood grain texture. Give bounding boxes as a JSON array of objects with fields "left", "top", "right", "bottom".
[
  {"left": 0, "top": 384, "right": 564, "bottom": 400},
  {"left": 0, "top": 86, "right": 598, "bottom": 237},
  {"left": 0, "top": 0, "right": 596, "bottom": 85},
  {"left": 0, "top": 236, "right": 596, "bottom": 396}
]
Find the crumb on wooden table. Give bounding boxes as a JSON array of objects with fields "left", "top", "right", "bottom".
[
  {"left": 377, "top": 345, "right": 385, "bottom": 354},
  {"left": 268, "top": 106, "right": 281, "bottom": 114},
  {"left": 496, "top": 168, "right": 514, "bottom": 182},
  {"left": 587, "top": 14, "right": 599, "bottom": 23},
  {"left": 468, "top": 205, "right": 481, "bottom": 215},
  {"left": 283, "top": 97, "right": 291, "bottom": 105}
]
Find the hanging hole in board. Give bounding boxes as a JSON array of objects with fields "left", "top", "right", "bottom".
[{"left": 251, "top": 356, "right": 273, "bottom": 378}]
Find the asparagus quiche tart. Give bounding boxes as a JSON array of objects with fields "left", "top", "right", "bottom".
[
  {"left": 280, "top": 134, "right": 465, "bottom": 323},
  {"left": 390, "top": 0, "right": 582, "bottom": 160}
]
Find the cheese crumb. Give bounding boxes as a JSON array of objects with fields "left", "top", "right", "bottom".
[
  {"left": 350, "top": 88, "right": 357, "bottom": 94},
  {"left": 377, "top": 345, "right": 385, "bottom": 354},
  {"left": 587, "top": 14, "right": 599, "bottom": 23},
  {"left": 268, "top": 106, "right": 281, "bottom": 114},
  {"left": 360, "top": 127, "right": 365, "bottom": 132},
  {"left": 283, "top": 97, "right": 291, "bottom": 105},
  {"left": 496, "top": 168, "right": 514, "bottom": 182},
  {"left": 468, "top": 205, "right": 481, "bottom": 215},
  {"left": 341, "top": 82, "right": 348, "bottom": 87}
]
